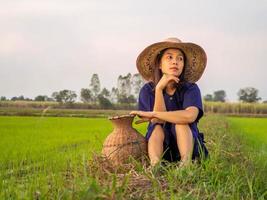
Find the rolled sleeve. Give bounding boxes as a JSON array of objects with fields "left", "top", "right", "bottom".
[
  {"left": 138, "top": 83, "right": 153, "bottom": 111},
  {"left": 182, "top": 84, "right": 204, "bottom": 122}
]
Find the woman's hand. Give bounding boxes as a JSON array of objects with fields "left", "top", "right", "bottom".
[
  {"left": 130, "top": 111, "right": 155, "bottom": 119},
  {"left": 130, "top": 111, "right": 157, "bottom": 124},
  {"left": 130, "top": 111, "right": 165, "bottom": 124},
  {"left": 156, "top": 73, "right": 179, "bottom": 91}
]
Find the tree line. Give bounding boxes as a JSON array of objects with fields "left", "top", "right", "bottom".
[
  {"left": 0, "top": 73, "right": 145, "bottom": 109},
  {"left": 0, "top": 74, "right": 265, "bottom": 105},
  {"left": 204, "top": 88, "right": 264, "bottom": 103}
]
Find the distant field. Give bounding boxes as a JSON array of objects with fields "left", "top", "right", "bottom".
[
  {"left": 0, "top": 115, "right": 266, "bottom": 199},
  {"left": 1, "top": 100, "right": 267, "bottom": 117},
  {"left": 0, "top": 107, "right": 130, "bottom": 118},
  {"left": 227, "top": 117, "right": 267, "bottom": 147}
]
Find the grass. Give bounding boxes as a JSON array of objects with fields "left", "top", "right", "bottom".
[
  {"left": 0, "top": 117, "right": 112, "bottom": 163},
  {"left": 227, "top": 117, "right": 267, "bottom": 172},
  {"left": 227, "top": 117, "right": 267, "bottom": 146},
  {"left": 0, "top": 115, "right": 267, "bottom": 199},
  {"left": 203, "top": 101, "right": 267, "bottom": 115}
]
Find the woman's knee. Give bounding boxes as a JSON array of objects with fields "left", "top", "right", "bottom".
[
  {"left": 149, "top": 124, "right": 165, "bottom": 142},
  {"left": 175, "top": 124, "right": 193, "bottom": 142},
  {"left": 175, "top": 124, "right": 191, "bottom": 133}
]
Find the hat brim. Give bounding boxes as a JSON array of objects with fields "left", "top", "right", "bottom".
[{"left": 136, "top": 41, "right": 207, "bottom": 83}]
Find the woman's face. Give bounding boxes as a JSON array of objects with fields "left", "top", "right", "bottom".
[{"left": 159, "top": 48, "right": 184, "bottom": 77}]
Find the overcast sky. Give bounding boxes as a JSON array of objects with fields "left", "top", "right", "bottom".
[{"left": 0, "top": 0, "right": 266, "bottom": 102}]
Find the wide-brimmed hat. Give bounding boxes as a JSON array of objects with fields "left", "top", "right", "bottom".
[{"left": 136, "top": 37, "right": 207, "bottom": 83}]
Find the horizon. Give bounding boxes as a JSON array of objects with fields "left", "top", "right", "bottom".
[{"left": 1, "top": 71, "right": 263, "bottom": 103}]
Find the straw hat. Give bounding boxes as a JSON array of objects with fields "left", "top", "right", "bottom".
[{"left": 136, "top": 37, "right": 207, "bottom": 83}]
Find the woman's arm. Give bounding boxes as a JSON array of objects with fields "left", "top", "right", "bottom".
[
  {"left": 153, "top": 74, "right": 179, "bottom": 111},
  {"left": 153, "top": 87, "right": 166, "bottom": 111},
  {"left": 152, "top": 74, "right": 179, "bottom": 123},
  {"left": 151, "top": 87, "right": 166, "bottom": 124},
  {"left": 154, "top": 106, "right": 199, "bottom": 124},
  {"left": 130, "top": 106, "right": 199, "bottom": 125}
]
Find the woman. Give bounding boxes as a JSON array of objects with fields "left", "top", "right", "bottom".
[{"left": 130, "top": 37, "right": 208, "bottom": 167}]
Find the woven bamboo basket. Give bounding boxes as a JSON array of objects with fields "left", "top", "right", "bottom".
[{"left": 102, "top": 114, "right": 147, "bottom": 166}]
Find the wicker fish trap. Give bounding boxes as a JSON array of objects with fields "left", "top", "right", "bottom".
[{"left": 102, "top": 114, "right": 147, "bottom": 166}]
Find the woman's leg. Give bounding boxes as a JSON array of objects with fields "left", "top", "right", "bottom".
[
  {"left": 148, "top": 124, "right": 165, "bottom": 166},
  {"left": 175, "top": 124, "right": 194, "bottom": 165}
]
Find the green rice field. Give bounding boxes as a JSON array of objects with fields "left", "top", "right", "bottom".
[
  {"left": 227, "top": 117, "right": 267, "bottom": 146},
  {"left": 0, "top": 115, "right": 267, "bottom": 199}
]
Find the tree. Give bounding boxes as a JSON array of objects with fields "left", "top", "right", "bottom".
[
  {"left": 11, "top": 95, "right": 32, "bottom": 101},
  {"left": 51, "top": 92, "right": 61, "bottom": 102},
  {"left": 11, "top": 96, "right": 23, "bottom": 101},
  {"left": 80, "top": 88, "right": 92, "bottom": 103},
  {"left": 52, "top": 90, "right": 77, "bottom": 103},
  {"left": 127, "top": 95, "right": 136, "bottom": 104},
  {"left": 213, "top": 90, "right": 226, "bottom": 102},
  {"left": 98, "top": 94, "right": 113, "bottom": 109},
  {"left": 117, "top": 73, "right": 131, "bottom": 98},
  {"left": 131, "top": 73, "right": 145, "bottom": 99},
  {"left": 110, "top": 87, "right": 118, "bottom": 103},
  {"left": 100, "top": 88, "right": 110, "bottom": 99},
  {"left": 34, "top": 95, "right": 49, "bottom": 101},
  {"left": 0, "top": 96, "right": 7, "bottom": 101},
  {"left": 203, "top": 94, "right": 213, "bottom": 102},
  {"left": 118, "top": 94, "right": 136, "bottom": 104},
  {"left": 237, "top": 87, "right": 261, "bottom": 103},
  {"left": 117, "top": 73, "right": 138, "bottom": 104},
  {"left": 90, "top": 74, "right": 101, "bottom": 103},
  {"left": 46, "top": 97, "right": 55, "bottom": 101}
]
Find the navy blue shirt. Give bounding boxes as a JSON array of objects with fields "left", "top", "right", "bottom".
[{"left": 138, "top": 82, "right": 204, "bottom": 141}]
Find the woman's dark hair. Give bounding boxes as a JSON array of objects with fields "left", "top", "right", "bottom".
[{"left": 151, "top": 48, "right": 186, "bottom": 90}]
